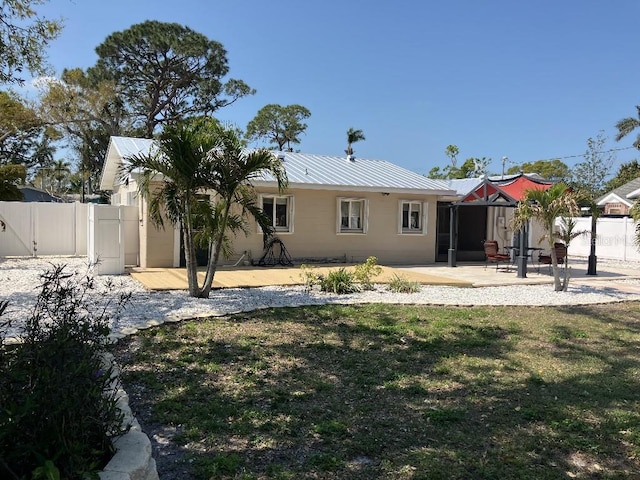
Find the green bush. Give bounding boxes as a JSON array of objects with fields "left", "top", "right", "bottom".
[
  {"left": 353, "top": 256, "right": 383, "bottom": 290},
  {"left": 387, "top": 274, "right": 421, "bottom": 293},
  {"left": 0, "top": 264, "right": 131, "bottom": 480},
  {"left": 299, "top": 264, "right": 321, "bottom": 292},
  {"left": 319, "top": 268, "right": 360, "bottom": 294}
]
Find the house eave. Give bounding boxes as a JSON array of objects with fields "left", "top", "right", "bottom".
[
  {"left": 254, "top": 180, "right": 456, "bottom": 196},
  {"left": 596, "top": 193, "right": 633, "bottom": 207}
]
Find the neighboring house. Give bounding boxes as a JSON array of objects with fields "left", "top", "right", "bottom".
[
  {"left": 18, "top": 186, "right": 64, "bottom": 203},
  {"left": 100, "top": 136, "right": 456, "bottom": 268},
  {"left": 596, "top": 177, "right": 640, "bottom": 215}
]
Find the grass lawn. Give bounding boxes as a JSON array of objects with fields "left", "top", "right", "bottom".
[{"left": 113, "top": 302, "right": 640, "bottom": 479}]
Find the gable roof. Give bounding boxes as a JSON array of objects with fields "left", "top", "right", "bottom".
[
  {"left": 596, "top": 176, "right": 640, "bottom": 207},
  {"left": 100, "top": 136, "right": 157, "bottom": 191},
  {"left": 457, "top": 174, "right": 554, "bottom": 206},
  {"left": 100, "top": 136, "right": 455, "bottom": 196}
]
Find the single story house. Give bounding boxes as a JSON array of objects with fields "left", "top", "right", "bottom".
[
  {"left": 99, "top": 136, "right": 553, "bottom": 269},
  {"left": 100, "top": 136, "right": 458, "bottom": 268},
  {"left": 596, "top": 177, "right": 640, "bottom": 216}
]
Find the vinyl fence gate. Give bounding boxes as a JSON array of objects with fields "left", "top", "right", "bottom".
[{"left": 0, "top": 202, "right": 139, "bottom": 274}]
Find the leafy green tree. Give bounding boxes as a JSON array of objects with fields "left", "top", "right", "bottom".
[
  {"left": 603, "top": 159, "right": 640, "bottom": 192},
  {"left": 246, "top": 104, "right": 311, "bottom": 151},
  {"left": 345, "top": 127, "right": 365, "bottom": 155},
  {"left": 0, "top": 163, "right": 25, "bottom": 200},
  {"left": 35, "top": 68, "right": 137, "bottom": 193},
  {"left": 506, "top": 159, "right": 570, "bottom": 182},
  {"left": 122, "top": 119, "right": 287, "bottom": 298},
  {"left": 428, "top": 157, "right": 489, "bottom": 179},
  {"left": 0, "top": 0, "right": 62, "bottom": 85},
  {"left": 615, "top": 105, "right": 640, "bottom": 149},
  {"left": 512, "top": 183, "right": 580, "bottom": 291},
  {"left": 0, "top": 90, "right": 59, "bottom": 174},
  {"left": 445, "top": 144, "right": 459, "bottom": 168},
  {"left": 90, "top": 20, "right": 255, "bottom": 137}
]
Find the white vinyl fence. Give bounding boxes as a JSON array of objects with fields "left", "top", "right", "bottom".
[
  {"left": 564, "top": 216, "right": 640, "bottom": 262},
  {"left": 0, "top": 202, "right": 139, "bottom": 269}
]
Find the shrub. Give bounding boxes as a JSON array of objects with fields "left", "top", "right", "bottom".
[
  {"left": 319, "top": 268, "right": 360, "bottom": 294},
  {"left": 0, "top": 263, "right": 131, "bottom": 480},
  {"left": 353, "top": 256, "right": 383, "bottom": 290},
  {"left": 388, "top": 274, "right": 421, "bottom": 293},
  {"left": 299, "top": 264, "right": 321, "bottom": 292}
]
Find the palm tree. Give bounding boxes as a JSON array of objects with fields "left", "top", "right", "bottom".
[
  {"left": 345, "top": 127, "right": 365, "bottom": 156},
  {"left": 122, "top": 119, "right": 287, "bottom": 298},
  {"left": 615, "top": 105, "right": 640, "bottom": 149},
  {"left": 512, "top": 183, "right": 580, "bottom": 291},
  {"left": 51, "top": 159, "right": 71, "bottom": 195},
  {"left": 197, "top": 123, "right": 287, "bottom": 296}
]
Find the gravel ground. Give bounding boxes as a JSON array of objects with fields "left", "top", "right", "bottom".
[
  {"left": 2, "top": 255, "right": 639, "bottom": 479},
  {"left": 1, "top": 255, "right": 640, "bottom": 340}
]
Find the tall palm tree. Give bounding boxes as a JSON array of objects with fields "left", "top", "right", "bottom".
[
  {"left": 51, "top": 159, "right": 71, "bottom": 195},
  {"left": 512, "top": 183, "right": 580, "bottom": 291},
  {"left": 615, "top": 105, "right": 640, "bottom": 149},
  {"left": 122, "top": 119, "right": 287, "bottom": 298},
  {"left": 345, "top": 127, "right": 365, "bottom": 156}
]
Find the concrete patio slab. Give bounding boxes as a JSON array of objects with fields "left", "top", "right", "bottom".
[
  {"left": 128, "top": 258, "right": 640, "bottom": 292},
  {"left": 129, "top": 264, "right": 473, "bottom": 291}
]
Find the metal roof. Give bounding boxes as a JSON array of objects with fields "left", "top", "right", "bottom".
[
  {"left": 256, "top": 152, "right": 453, "bottom": 194},
  {"left": 100, "top": 137, "right": 455, "bottom": 195},
  {"left": 100, "top": 136, "right": 157, "bottom": 191}
]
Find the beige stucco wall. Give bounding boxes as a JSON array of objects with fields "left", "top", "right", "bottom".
[
  {"left": 112, "top": 182, "right": 440, "bottom": 268},
  {"left": 229, "top": 188, "right": 439, "bottom": 266}
]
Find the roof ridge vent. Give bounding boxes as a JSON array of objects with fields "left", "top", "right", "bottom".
[
  {"left": 347, "top": 154, "right": 355, "bottom": 162},
  {"left": 277, "top": 152, "right": 285, "bottom": 162}
]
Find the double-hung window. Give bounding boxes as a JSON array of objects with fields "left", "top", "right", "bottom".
[
  {"left": 260, "top": 195, "right": 293, "bottom": 233},
  {"left": 399, "top": 201, "right": 426, "bottom": 234},
  {"left": 338, "top": 198, "right": 368, "bottom": 234}
]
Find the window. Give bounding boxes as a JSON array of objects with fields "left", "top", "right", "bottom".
[
  {"left": 399, "top": 201, "right": 427, "bottom": 234},
  {"left": 260, "top": 195, "right": 293, "bottom": 233},
  {"left": 338, "top": 198, "right": 367, "bottom": 233}
]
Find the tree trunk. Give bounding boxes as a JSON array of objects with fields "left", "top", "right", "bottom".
[
  {"left": 550, "top": 247, "right": 562, "bottom": 292},
  {"left": 200, "top": 201, "right": 232, "bottom": 298},
  {"left": 182, "top": 203, "right": 202, "bottom": 297}
]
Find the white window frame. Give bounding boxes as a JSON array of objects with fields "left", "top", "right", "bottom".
[
  {"left": 398, "top": 200, "right": 428, "bottom": 235},
  {"left": 259, "top": 194, "right": 294, "bottom": 234},
  {"left": 337, "top": 197, "right": 368, "bottom": 234}
]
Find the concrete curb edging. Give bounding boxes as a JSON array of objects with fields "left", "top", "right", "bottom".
[{"left": 99, "top": 353, "right": 159, "bottom": 480}]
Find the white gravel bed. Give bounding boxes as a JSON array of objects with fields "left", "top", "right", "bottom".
[{"left": 1, "top": 256, "right": 639, "bottom": 340}]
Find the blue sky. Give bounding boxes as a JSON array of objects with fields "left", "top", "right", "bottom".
[{"left": 30, "top": 0, "right": 640, "bottom": 177}]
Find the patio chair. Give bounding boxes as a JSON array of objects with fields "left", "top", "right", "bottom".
[
  {"left": 483, "top": 240, "right": 511, "bottom": 271},
  {"left": 537, "top": 242, "right": 567, "bottom": 273}
]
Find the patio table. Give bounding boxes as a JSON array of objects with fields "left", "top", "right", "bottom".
[{"left": 505, "top": 246, "right": 544, "bottom": 270}]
